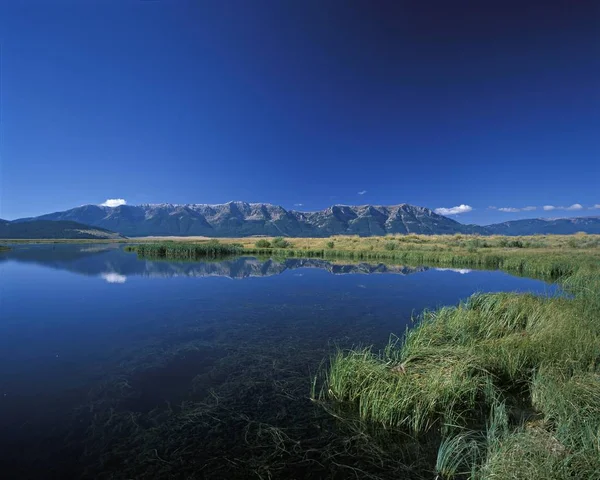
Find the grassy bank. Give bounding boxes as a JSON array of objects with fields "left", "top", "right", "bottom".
[
  {"left": 119, "top": 233, "right": 600, "bottom": 281},
  {"left": 217, "top": 232, "right": 600, "bottom": 252},
  {"left": 0, "top": 245, "right": 10, "bottom": 251},
  {"left": 316, "top": 263, "right": 600, "bottom": 479}
]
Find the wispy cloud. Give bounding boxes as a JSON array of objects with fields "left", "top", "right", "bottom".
[
  {"left": 590, "top": 204, "right": 600, "bottom": 210},
  {"left": 544, "top": 204, "right": 583, "bottom": 212},
  {"left": 498, "top": 207, "right": 520, "bottom": 213},
  {"left": 293, "top": 203, "right": 303, "bottom": 207},
  {"left": 101, "top": 198, "right": 127, "bottom": 207},
  {"left": 358, "top": 190, "right": 367, "bottom": 195},
  {"left": 496, "top": 206, "right": 537, "bottom": 213},
  {"left": 434, "top": 204, "right": 473, "bottom": 215},
  {"left": 491, "top": 204, "right": 586, "bottom": 213}
]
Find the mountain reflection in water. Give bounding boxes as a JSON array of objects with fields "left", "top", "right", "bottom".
[{"left": 1, "top": 244, "right": 429, "bottom": 280}]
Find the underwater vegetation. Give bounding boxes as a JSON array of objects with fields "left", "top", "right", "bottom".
[{"left": 61, "top": 299, "right": 431, "bottom": 479}]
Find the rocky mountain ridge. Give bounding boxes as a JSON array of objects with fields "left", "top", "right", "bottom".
[
  {"left": 15, "top": 202, "right": 482, "bottom": 237},
  {"left": 12, "top": 202, "right": 600, "bottom": 237}
]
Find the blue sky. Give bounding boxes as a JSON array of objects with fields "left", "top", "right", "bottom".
[{"left": 1, "top": 1, "right": 598, "bottom": 225}]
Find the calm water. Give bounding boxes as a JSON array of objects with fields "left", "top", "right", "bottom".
[{"left": 0, "top": 244, "right": 558, "bottom": 479}]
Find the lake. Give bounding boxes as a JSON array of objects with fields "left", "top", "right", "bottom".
[{"left": 0, "top": 244, "right": 558, "bottom": 478}]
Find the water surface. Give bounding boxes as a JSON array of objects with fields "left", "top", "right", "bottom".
[{"left": 0, "top": 244, "right": 558, "bottom": 478}]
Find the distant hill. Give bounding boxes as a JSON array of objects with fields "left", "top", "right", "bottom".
[
  {"left": 0, "top": 219, "right": 126, "bottom": 239},
  {"left": 15, "top": 202, "right": 484, "bottom": 237},
  {"left": 485, "top": 216, "right": 600, "bottom": 235},
  {"left": 12, "top": 202, "right": 600, "bottom": 237}
]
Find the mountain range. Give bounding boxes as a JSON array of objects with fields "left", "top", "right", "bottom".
[{"left": 9, "top": 202, "right": 600, "bottom": 237}]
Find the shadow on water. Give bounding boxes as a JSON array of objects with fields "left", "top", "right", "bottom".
[{"left": 0, "top": 245, "right": 560, "bottom": 479}]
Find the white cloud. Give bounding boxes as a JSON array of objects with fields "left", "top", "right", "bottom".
[
  {"left": 522, "top": 206, "right": 537, "bottom": 211},
  {"left": 434, "top": 204, "right": 473, "bottom": 215},
  {"left": 565, "top": 203, "right": 583, "bottom": 211},
  {"left": 101, "top": 272, "right": 127, "bottom": 284},
  {"left": 293, "top": 203, "right": 303, "bottom": 207},
  {"left": 590, "top": 204, "right": 600, "bottom": 210},
  {"left": 498, "top": 207, "right": 520, "bottom": 213},
  {"left": 488, "top": 206, "right": 497, "bottom": 210},
  {"left": 544, "top": 204, "right": 583, "bottom": 212},
  {"left": 101, "top": 198, "right": 127, "bottom": 207},
  {"left": 358, "top": 190, "right": 367, "bottom": 195}
]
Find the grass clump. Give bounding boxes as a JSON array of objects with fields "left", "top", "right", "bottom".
[
  {"left": 318, "top": 265, "right": 600, "bottom": 479},
  {"left": 255, "top": 239, "right": 271, "bottom": 248},
  {"left": 271, "top": 237, "right": 290, "bottom": 248},
  {"left": 384, "top": 241, "right": 397, "bottom": 251}
]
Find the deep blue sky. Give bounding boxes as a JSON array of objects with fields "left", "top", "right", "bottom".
[{"left": 1, "top": 0, "right": 598, "bottom": 225}]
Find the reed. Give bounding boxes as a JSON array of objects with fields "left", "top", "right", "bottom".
[{"left": 125, "top": 241, "right": 243, "bottom": 259}]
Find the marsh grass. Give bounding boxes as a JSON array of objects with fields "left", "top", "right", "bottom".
[
  {"left": 319, "top": 264, "right": 600, "bottom": 479},
  {"left": 125, "top": 241, "right": 243, "bottom": 259}
]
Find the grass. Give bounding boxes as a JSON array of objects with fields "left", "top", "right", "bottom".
[
  {"left": 0, "top": 245, "right": 10, "bottom": 251},
  {"left": 124, "top": 240, "right": 243, "bottom": 259},
  {"left": 5, "top": 232, "right": 600, "bottom": 249},
  {"left": 316, "top": 263, "right": 600, "bottom": 479},
  {"left": 212, "top": 232, "right": 600, "bottom": 252}
]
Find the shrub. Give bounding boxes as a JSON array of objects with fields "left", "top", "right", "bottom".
[
  {"left": 255, "top": 239, "right": 271, "bottom": 248},
  {"left": 271, "top": 237, "right": 290, "bottom": 248},
  {"left": 327, "top": 241, "right": 335, "bottom": 249},
  {"left": 508, "top": 240, "right": 523, "bottom": 248}
]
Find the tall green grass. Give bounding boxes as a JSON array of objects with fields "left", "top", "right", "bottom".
[
  {"left": 318, "top": 264, "right": 600, "bottom": 479},
  {"left": 125, "top": 241, "right": 243, "bottom": 259}
]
